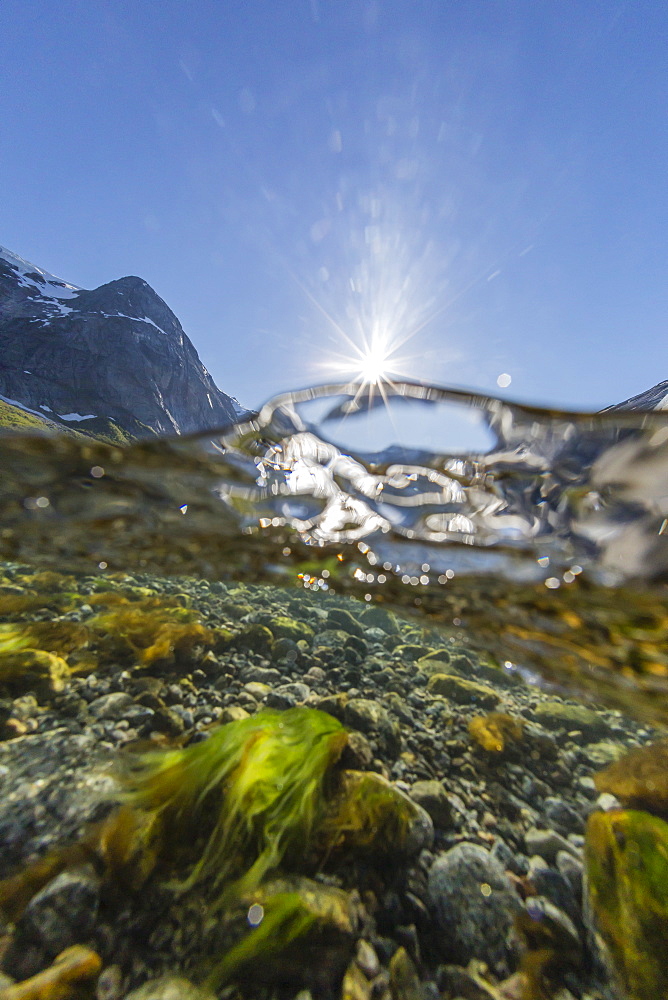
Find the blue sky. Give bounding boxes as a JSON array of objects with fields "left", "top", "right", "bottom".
[{"left": 1, "top": 0, "right": 667, "bottom": 411}]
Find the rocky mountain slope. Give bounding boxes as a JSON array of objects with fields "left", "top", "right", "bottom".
[
  {"left": 602, "top": 380, "right": 668, "bottom": 412},
  {"left": 0, "top": 246, "right": 242, "bottom": 439}
]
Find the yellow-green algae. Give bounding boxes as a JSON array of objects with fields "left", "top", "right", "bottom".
[
  {"left": 585, "top": 808, "right": 668, "bottom": 1000},
  {"left": 120, "top": 706, "right": 348, "bottom": 903}
]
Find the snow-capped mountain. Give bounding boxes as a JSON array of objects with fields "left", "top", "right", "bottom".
[
  {"left": 602, "top": 381, "right": 668, "bottom": 412},
  {"left": 0, "top": 245, "right": 241, "bottom": 438}
]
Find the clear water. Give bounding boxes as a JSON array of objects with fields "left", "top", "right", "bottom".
[{"left": 1, "top": 379, "right": 667, "bottom": 727}]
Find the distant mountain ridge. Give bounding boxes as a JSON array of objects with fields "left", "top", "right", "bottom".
[
  {"left": 601, "top": 380, "right": 668, "bottom": 412},
  {"left": 0, "top": 245, "right": 243, "bottom": 439}
]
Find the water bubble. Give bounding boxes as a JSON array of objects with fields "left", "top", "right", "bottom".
[{"left": 247, "top": 903, "right": 264, "bottom": 927}]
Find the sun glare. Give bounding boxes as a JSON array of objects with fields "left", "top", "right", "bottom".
[{"left": 357, "top": 340, "right": 391, "bottom": 385}]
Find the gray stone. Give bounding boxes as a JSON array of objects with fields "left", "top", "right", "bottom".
[
  {"left": 409, "top": 780, "right": 454, "bottom": 828},
  {"left": 20, "top": 866, "right": 101, "bottom": 955},
  {"left": 543, "top": 796, "right": 585, "bottom": 835},
  {"left": 265, "top": 682, "right": 310, "bottom": 709},
  {"left": 313, "top": 628, "right": 350, "bottom": 649},
  {"left": 428, "top": 842, "right": 521, "bottom": 976},
  {"left": 0, "top": 729, "right": 115, "bottom": 879},
  {"left": 239, "top": 666, "right": 283, "bottom": 684},
  {"left": 327, "top": 608, "right": 365, "bottom": 637},
  {"left": 87, "top": 692, "right": 135, "bottom": 720},
  {"left": 524, "top": 827, "right": 581, "bottom": 863}
]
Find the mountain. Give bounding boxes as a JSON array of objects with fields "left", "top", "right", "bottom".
[
  {"left": 602, "top": 381, "right": 668, "bottom": 412},
  {"left": 0, "top": 245, "right": 243, "bottom": 440}
]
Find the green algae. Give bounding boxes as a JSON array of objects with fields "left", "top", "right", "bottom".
[
  {"left": 585, "top": 808, "right": 668, "bottom": 1000},
  {"left": 207, "top": 890, "right": 316, "bottom": 987},
  {"left": 121, "top": 707, "right": 348, "bottom": 903}
]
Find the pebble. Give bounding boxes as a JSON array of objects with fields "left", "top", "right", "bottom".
[
  {"left": 524, "top": 827, "right": 582, "bottom": 863},
  {"left": 409, "top": 780, "right": 454, "bottom": 829}
]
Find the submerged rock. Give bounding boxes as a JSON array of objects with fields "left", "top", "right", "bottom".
[
  {"left": 532, "top": 701, "right": 609, "bottom": 738},
  {"left": 585, "top": 808, "right": 668, "bottom": 1000},
  {"left": 427, "top": 842, "right": 521, "bottom": 977},
  {"left": 426, "top": 674, "right": 501, "bottom": 709},
  {"left": 593, "top": 738, "right": 668, "bottom": 817},
  {"left": 209, "top": 875, "right": 363, "bottom": 991},
  {"left": 0, "top": 945, "right": 102, "bottom": 1000},
  {"left": 316, "top": 770, "right": 434, "bottom": 859}
]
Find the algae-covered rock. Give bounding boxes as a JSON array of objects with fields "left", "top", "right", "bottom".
[
  {"left": 268, "top": 616, "right": 314, "bottom": 644},
  {"left": 427, "top": 673, "right": 501, "bottom": 709},
  {"left": 208, "top": 875, "right": 362, "bottom": 990},
  {"left": 316, "top": 770, "right": 434, "bottom": 859},
  {"left": 359, "top": 606, "right": 399, "bottom": 634},
  {"left": 122, "top": 707, "right": 348, "bottom": 901},
  {"left": 468, "top": 712, "right": 524, "bottom": 754},
  {"left": 0, "top": 649, "right": 71, "bottom": 696},
  {"left": 415, "top": 655, "right": 460, "bottom": 678},
  {"left": 228, "top": 623, "right": 273, "bottom": 655},
  {"left": 532, "top": 701, "right": 609, "bottom": 737},
  {"left": 388, "top": 946, "right": 421, "bottom": 1000},
  {"left": 593, "top": 738, "right": 668, "bottom": 817},
  {"left": 585, "top": 808, "right": 668, "bottom": 1000}
]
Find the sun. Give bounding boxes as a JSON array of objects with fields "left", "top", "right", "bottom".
[{"left": 357, "top": 339, "right": 392, "bottom": 385}]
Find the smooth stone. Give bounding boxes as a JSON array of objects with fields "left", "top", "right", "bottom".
[
  {"left": 327, "top": 608, "right": 365, "bottom": 638},
  {"left": 543, "top": 796, "right": 584, "bottom": 835},
  {"left": 532, "top": 701, "right": 609, "bottom": 738},
  {"left": 409, "top": 779, "right": 455, "bottom": 828},
  {"left": 85, "top": 692, "right": 135, "bottom": 720},
  {"left": 428, "top": 842, "right": 521, "bottom": 976},
  {"left": 426, "top": 674, "right": 501, "bottom": 709},
  {"left": 20, "top": 866, "right": 101, "bottom": 956},
  {"left": 359, "top": 606, "right": 399, "bottom": 634},
  {"left": 242, "top": 681, "right": 270, "bottom": 700},
  {"left": 524, "top": 827, "right": 581, "bottom": 862}
]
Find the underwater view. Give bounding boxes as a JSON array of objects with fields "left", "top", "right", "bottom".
[{"left": 1, "top": 381, "right": 668, "bottom": 1000}]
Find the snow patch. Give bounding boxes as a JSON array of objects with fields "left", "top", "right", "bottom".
[
  {"left": 0, "top": 245, "right": 80, "bottom": 301},
  {"left": 0, "top": 394, "right": 53, "bottom": 420},
  {"left": 58, "top": 412, "right": 97, "bottom": 422}
]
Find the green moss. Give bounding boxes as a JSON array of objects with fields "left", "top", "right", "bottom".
[{"left": 121, "top": 707, "right": 347, "bottom": 903}]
